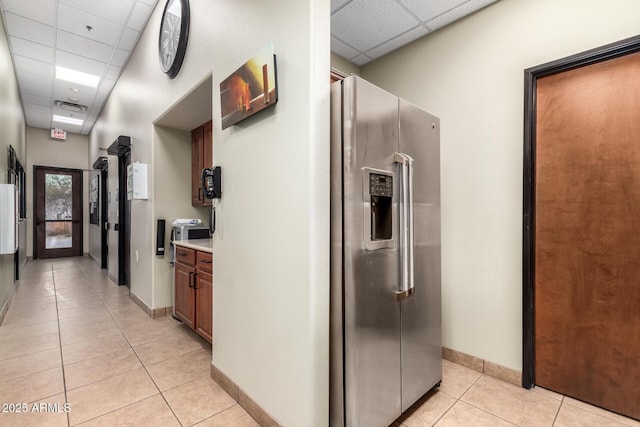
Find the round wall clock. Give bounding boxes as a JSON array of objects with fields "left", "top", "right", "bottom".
[{"left": 158, "top": 0, "right": 190, "bottom": 79}]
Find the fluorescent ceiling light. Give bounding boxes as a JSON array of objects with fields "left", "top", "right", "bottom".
[
  {"left": 53, "top": 114, "right": 84, "bottom": 126},
  {"left": 56, "top": 66, "right": 100, "bottom": 88}
]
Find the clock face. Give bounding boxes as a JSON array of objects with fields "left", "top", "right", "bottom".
[{"left": 158, "top": 0, "right": 189, "bottom": 78}]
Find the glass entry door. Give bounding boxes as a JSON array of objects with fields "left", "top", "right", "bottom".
[{"left": 35, "top": 167, "right": 83, "bottom": 258}]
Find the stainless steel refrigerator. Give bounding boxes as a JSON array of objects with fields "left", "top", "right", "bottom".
[{"left": 330, "top": 75, "right": 442, "bottom": 427}]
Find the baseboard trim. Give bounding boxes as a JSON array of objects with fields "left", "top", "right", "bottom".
[
  {"left": 210, "top": 362, "right": 281, "bottom": 426},
  {"left": 128, "top": 292, "right": 171, "bottom": 319},
  {"left": 0, "top": 284, "right": 15, "bottom": 325},
  {"left": 443, "top": 347, "right": 522, "bottom": 386}
]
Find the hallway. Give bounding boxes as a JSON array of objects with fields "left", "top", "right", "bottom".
[
  {"left": 0, "top": 257, "right": 256, "bottom": 426},
  {"left": 1, "top": 257, "right": 639, "bottom": 426}
]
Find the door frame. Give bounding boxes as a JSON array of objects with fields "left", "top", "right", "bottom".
[
  {"left": 33, "top": 166, "right": 83, "bottom": 259},
  {"left": 522, "top": 35, "right": 640, "bottom": 389}
]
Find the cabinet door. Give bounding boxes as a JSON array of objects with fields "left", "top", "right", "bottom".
[
  {"left": 203, "top": 120, "right": 213, "bottom": 170},
  {"left": 175, "top": 262, "right": 195, "bottom": 328},
  {"left": 195, "top": 269, "right": 212, "bottom": 343},
  {"left": 191, "top": 126, "right": 204, "bottom": 205}
]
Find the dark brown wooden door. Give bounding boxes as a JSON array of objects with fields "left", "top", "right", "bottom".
[
  {"left": 175, "top": 261, "right": 195, "bottom": 328},
  {"left": 535, "top": 52, "right": 640, "bottom": 420},
  {"left": 191, "top": 120, "right": 213, "bottom": 207},
  {"left": 34, "top": 167, "right": 82, "bottom": 259}
]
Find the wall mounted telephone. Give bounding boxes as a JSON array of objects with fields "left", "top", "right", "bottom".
[
  {"left": 202, "top": 167, "right": 221, "bottom": 235},
  {"left": 202, "top": 167, "right": 221, "bottom": 199}
]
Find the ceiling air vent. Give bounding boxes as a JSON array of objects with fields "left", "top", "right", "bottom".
[{"left": 54, "top": 100, "right": 88, "bottom": 113}]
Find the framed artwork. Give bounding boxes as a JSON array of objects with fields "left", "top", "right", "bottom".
[{"left": 220, "top": 43, "right": 278, "bottom": 129}]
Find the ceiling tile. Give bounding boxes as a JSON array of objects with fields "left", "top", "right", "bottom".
[
  {"left": 13, "top": 55, "right": 53, "bottom": 78},
  {"left": 106, "top": 65, "right": 122, "bottom": 80},
  {"left": 23, "top": 102, "right": 51, "bottom": 116},
  {"left": 97, "top": 79, "right": 117, "bottom": 99},
  {"left": 82, "top": 115, "right": 98, "bottom": 133},
  {"left": 25, "top": 113, "right": 52, "bottom": 129},
  {"left": 111, "top": 48, "right": 129, "bottom": 67},
  {"left": 138, "top": 0, "right": 158, "bottom": 6},
  {"left": 21, "top": 93, "right": 51, "bottom": 107},
  {"left": 425, "top": 0, "right": 497, "bottom": 31},
  {"left": 53, "top": 80, "right": 97, "bottom": 107},
  {"left": 60, "top": 0, "right": 137, "bottom": 25},
  {"left": 127, "top": 1, "right": 153, "bottom": 31},
  {"left": 16, "top": 70, "right": 52, "bottom": 95},
  {"left": 366, "top": 25, "right": 429, "bottom": 60},
  {"left": 57, "top": 30, "right": 115, "bottom": 63},
  {"left": 331, "top": 0, "right": 420, "bottom": 52},
  {"left": 118, "top": 27, "right": 139, "bottom": 50},
  {"left": 8, "top": 36, "right": 53, "bottom": 63},
  {"left": 331, "top": 36, "right": 360, "bottom": 61},
  {"left": 397, "top": 0, "right": 468, "bottom": 22},
  {"left": 4, "top": 12, "right": 54, "bottom": 46},
  {"left": 331, "top": 0, "right": 352, "bottom": 14},
  {"left": 351, "top": 54, "right": 373, "bottom": 66},
  {"left": 56, "top": 50, "right": 108, "bottom": 78},
  {"left": 57, "top": 3, "right": 123, "bottom": 46},
  {"left": 1, "top": 0, "right": 55, "bottom": 26}
]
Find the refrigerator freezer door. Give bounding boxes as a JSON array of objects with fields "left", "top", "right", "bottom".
[
  {"left": 398, "top": 99, "right": 442, "bottom": 410},
  {"left": 343, "top": 76, "right": 402, "bottom": 427}
]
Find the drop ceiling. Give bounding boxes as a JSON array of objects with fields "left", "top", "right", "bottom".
[
  {"left": 0, "top": 0, "right": 497, "bottom": 135},
  {"left": 0, "top": 0, "right": 158, "bottom": 135},
  {"left": 331, "top": 0, "right": 498, "bottom": 66}
]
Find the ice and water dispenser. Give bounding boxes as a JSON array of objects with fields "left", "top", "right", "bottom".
[{"left": 370, "top": 172, "right": 393, "bottom": 241}]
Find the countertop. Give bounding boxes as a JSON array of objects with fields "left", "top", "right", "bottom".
[{"left": 173, "top": 238, "right": 213, "bottom": 253}]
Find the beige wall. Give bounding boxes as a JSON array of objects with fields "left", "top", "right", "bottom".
[
  {"left": 25, "top": 127, "right": 89, "bottom": 258},
  {"left": 361, "top": 0, "right": 640, "bottom": 371},
  {"left": 331, "top": 52, "right": 360, "bottom": 76},
  {"left": 89, "top": 0, "right": 330, "bottom": 424},
  {"left": 0, "top": 15, "right": 26, "bottom": 315}
]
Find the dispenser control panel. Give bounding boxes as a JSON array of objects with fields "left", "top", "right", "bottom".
[{"left": 370, "top": 173, "right": 393, "bottom": 197}]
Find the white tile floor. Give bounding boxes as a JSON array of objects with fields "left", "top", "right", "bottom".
[{"left": 1, "top": 257, "right": 639, "bottom": 426}]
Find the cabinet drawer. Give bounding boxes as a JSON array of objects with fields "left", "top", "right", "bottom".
[
  {"left": 175, "top": 246, "right": 196, "bottom": 266},
  {"left": 196, "top": 251, "right": 212, "bottom": 273}
]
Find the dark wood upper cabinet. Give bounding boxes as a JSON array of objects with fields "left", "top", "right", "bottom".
[{"left": 191, "top": 120, "right": 213, "bottom": 206}]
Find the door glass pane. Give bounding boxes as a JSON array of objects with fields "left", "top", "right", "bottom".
[{"left": 45, "top": 174, "right": 72, "bottom": 249}]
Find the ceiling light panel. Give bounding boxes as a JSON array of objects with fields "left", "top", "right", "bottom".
[
  {"left": 127, "top": 2, "right": 153, "bottom": 31},
  {"left": 57, "top": 4, "right": 122, "bottom": 45},
  {"left": 52, "top": 114, "right": 84, "bottom": 125},
  {"left": 1, "top": 0, "right": 56, "bottom": 25},
  {"left": 4, "top": 13, "right": 54, "bottom": 46},
  {"left": 56, "top": 66, "right": 100, "bottom": 88},
  {"left": 398, "top": 0, "right": 468, "bottom": 22},
  {"left": 331, "top": 0, "right": 421, "bottom": 52},
  {"left": 57, "top": 30, "right": 115, "bottom": 63},
  {"left": 60, "top": 0, "right": 137, "bottom": 26}
]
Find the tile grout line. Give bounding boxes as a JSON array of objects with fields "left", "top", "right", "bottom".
[
  {"left": 75, "top": 262, "right": 186, "bottom": 427},
  {"left": 452, "top": 374, "right": 519, "bottom": 427},
  {"left": 551, "top": 395, "right": 565, "bottom": 426},
  {"left": 50, "top": 262, "right": 72, "bottom": 427},
  {"left": 428, "top": 372, "right": 485, "bottom": 426}
]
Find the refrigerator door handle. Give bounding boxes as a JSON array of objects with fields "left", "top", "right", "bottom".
[{"left": 394, "top": 152, "right": 415, "bottom": 301}]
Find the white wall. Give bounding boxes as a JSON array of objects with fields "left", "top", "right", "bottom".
[
  {"left": 0, "top": 14, "right": 26, "bottom": 313},
  {"left": 152, "top": 125, "right": 206, "bottom": 308},
  {"left": 89, "top": 0, "right": 330, "bottom": 424},
  {"left": 25, "top": 127, "right": 89, "bottom": 258},
  {"left": 361, "top": 0, "right": 640, "bottom": 371}
]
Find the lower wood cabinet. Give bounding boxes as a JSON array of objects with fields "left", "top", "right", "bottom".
[{"left": 174, "top": 246, "right": 212, "bottom": 343}]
